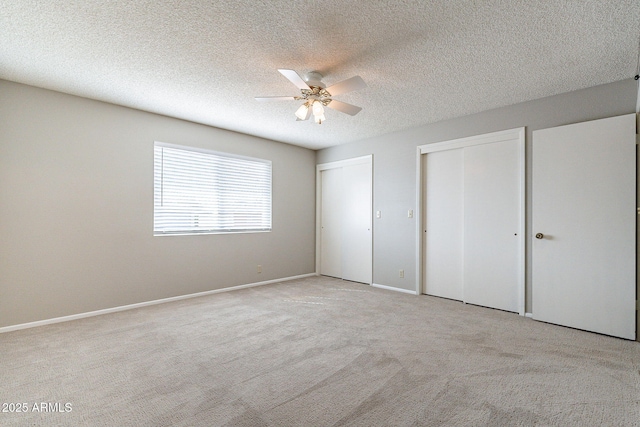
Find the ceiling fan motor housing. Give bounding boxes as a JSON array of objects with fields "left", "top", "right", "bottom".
[{"left": 304, "top": 71, "right": 326, "bottom": 89}]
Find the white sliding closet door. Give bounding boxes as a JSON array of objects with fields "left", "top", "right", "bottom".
[
  {"left": 320, "top": 167, "right": 343, "bottom": 278},
  {"left": 532, "top": 114, "right": 636, "bottom": 340},
  {"left": 318, "top": 156, "right": 372, "bottom": 284},
  {"left": 423, "top": 150, "right": 464, "bottom": 301},
  {"left": 420, "top": 128, "right": 524, "bottom": 314},
  {"left": 342, "top": 162, "right": 373, "bottom": 283},
  {"left": 463, "top": 140, "right": 521, "bottom": 312}
]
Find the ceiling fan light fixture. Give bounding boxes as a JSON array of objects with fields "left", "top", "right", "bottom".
[
  {"left": 294, "top": 103, "right": 309, "bottom": 120},
  {"left": 312, "top": 100, "right": 324, "bottom": 116},
  {"left": 311, "top": 100, "right": 326, "bottom": 124}
]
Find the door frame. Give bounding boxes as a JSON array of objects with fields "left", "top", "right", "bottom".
[
  {"left": 415, "top": 128, "right": 525, "bottom": 315},
  {"left": 316, "top": 155, "right": 373, "bottom": 281}
]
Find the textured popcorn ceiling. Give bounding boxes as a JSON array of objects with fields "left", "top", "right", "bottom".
[{"left": 1, "top": 1, "right": 639, "bottom": 150}]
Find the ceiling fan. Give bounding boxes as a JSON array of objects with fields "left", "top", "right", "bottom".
[{"left": 255, "top": 69, "right": 367, "bottom": 124}]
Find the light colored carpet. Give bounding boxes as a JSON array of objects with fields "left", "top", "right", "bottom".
[{"left": 1, "top": 275, "right": 639, "bottom": 426}]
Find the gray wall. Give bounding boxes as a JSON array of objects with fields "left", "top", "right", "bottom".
[
  {"left": 0, "top": 80, "right": 316, "bottom": 328},
  {"left": 317, "top": 78, "right": 638, "bottom": 315}
]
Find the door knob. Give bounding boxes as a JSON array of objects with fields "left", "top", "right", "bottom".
[{"left": 535, "top": 233, "right": 544, "bottom": 239}]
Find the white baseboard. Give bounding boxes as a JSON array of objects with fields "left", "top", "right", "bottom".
[
  {"left": 0, "top": 273, "right": 317, "bottom": 334},
  {"left": 371, "top": 283, "right": 419, "bottom": 295},
  {"left": 525, "top": 313, "right": 533, "bottom": 318}
]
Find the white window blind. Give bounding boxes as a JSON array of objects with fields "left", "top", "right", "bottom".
[{"left": 154, "top": 142, "right": 272, "bottom": 235}]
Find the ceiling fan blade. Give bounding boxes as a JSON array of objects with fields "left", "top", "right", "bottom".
[
  {"left": 255, "top": 96, "right": 296, "bottom": 101},
  {"left": 327, "top": 99, "right": 362, "bottom": 116},
  {"left": 278, "top": 69, "right": 310, "bottom": 90},
  {"left": 325, "top": 76, "right": 367, "bottom": 96}
]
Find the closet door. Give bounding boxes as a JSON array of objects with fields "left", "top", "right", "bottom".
[
  {"left": 423, "top": 149, "right": 464, "bottom": 300},
  {"left": 420, "top": 128, "right": 524, "bottom": 313},
  {"left": 320, "top": 167, "right": 342, "bottom": 278},
  {"left": 342, "top": 162, "right": 372, "bottom": 284},
  {"left": 463, "top": 140, "right": 521, "bottom": 312},
  {"left": 318, "top": 156, "right": 372, "bottom": 284},
  {"left": 532, "top": 114, "right": 636, "bottom": 340}
]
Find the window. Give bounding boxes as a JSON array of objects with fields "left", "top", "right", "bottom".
[{"left": 154, "top": 142, "right": 272, "bottom": 235}]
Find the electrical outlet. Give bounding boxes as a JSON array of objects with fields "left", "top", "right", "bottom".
[
  {"left": 376, "top": 210, "right": 381, "bottom": 219},
  {"left": 408, "top": 209, "right": 413, "bottom": 218},
  {"left": 399, "top": 269, "right": 404, "bottom": 278},
  {"left": 257, "top": 265, "right": 262, "bottom": 274}
]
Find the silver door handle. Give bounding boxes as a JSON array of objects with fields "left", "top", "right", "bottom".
[{"left": 535, "top": 233, "right": 544, "bottom": 239}]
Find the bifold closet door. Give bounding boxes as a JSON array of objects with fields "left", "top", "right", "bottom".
[
  {"left": 532, "top": 114, "right": 636, "bottom": 340},
  {"left": 319, "top": 160, "right": 372, "bottom": 284}
]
